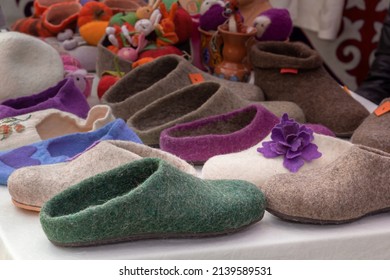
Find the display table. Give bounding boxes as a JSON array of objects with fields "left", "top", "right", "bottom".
[
  {"left": 0, "top": 91, "right": 382, "bottom": 260},
  {"left": 1, "top": 186, "right": 390, "bottom": 260}
]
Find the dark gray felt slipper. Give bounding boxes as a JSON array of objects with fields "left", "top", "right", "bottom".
[
  {"left": 127, "top": 81, "right": 305, "bottom": 146},
  {"left": 40, "top": 157, "right": 265, "bottom": 247},
  {"left": 102, "top": 54, "right": 266, "bottom": 121}
]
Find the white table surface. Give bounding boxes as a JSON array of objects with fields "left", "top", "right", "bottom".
[{"left": 1, "top": 186, "right": 390, "bottom": 260}]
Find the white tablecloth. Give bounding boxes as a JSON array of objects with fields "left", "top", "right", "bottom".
[{"left": 1, "top": 186, "right": 390, "bottom": 260}]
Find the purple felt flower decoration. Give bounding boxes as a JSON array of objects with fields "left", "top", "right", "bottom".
[{"left": 257, "top": 114, "right": 322, "bottom": 172}]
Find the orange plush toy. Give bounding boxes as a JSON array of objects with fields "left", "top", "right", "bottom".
[{"left": 156, "top": 2, "right": 179, "bottom": 47}]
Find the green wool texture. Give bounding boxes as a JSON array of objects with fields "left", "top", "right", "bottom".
[{"left": 40, "top": 158, "right": 265, "bottom": 247}]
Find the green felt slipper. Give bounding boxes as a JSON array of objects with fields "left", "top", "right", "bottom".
[{"left": 40, "top": 158, "right": 265, "bottom": 247}]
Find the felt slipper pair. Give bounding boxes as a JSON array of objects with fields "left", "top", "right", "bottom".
[
  {"left": 127, "top": 82, "right": 305, "bottom": 146},
  {"left": 0, "top": 105, "right": 114, "bottom": 151},
  {"left": 0, "top": 119, "right": 141, "bottom": 185},
  {"left": 39, "top": 157, "right": 265, "bottom": 246},
  {"left": 0, "top": 77, "right": 90, "bottom": 120},
  {"left": 101, "top": 54, "right": 266, "bottom": 121},
  {"left": 8, "top": 140, "right": 196, "bottom": 212}
]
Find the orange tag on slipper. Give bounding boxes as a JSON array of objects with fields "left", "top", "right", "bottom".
[
  {"left": 374, "top": 101, "right": 390, "bottom": 117},
  {"left": 342, "top": 85, "right": 351, "bottom": 95},
  {"left": 189, "top": 73, "right": 204, "bottom": 84},
  {"left": 280, "top": 68, "right": 298, "bottom": 74}
]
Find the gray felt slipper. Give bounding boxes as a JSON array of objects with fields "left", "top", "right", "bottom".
[
  {"left": 127, "top": 81, "right": 305, "bottom": 146},
  {"left": 102, "top": 54, "right": 266, "bottom": 121}
]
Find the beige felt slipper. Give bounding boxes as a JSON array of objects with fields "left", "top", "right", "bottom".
[
  {"left": 8, "top": 140, "right": 196, "bottom": 212},
  {"left": 262, "top": 145, "right": 390, "bottom": 224}
]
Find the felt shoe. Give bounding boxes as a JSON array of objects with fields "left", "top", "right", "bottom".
[
  {"left": 39, "top": 157, "right": 265, "bottom": 246},
  {"left": 127, "top": 82, "right": 305, "bottom": 146},
  {"left": 160, "top": 105, "right": 280, "bottom": 164},
  {"left": 11, "top": 17, "right": 55, "bottom": 37},
  {"left": 351, "top": 98, "right": 390, "bottom": 153},
  {"left": 102, "top": 0, "right": 144, "bottom": 14},
  {"left": 0, "top": 119, "right": 141, "bottom": 185},
  {"left": 8, "top": 140, "right": 196, "bottom": 212},
  {"left": 202, "top": 132, "right": 351, "bottom": 187},
  {"left": 250, "top": 41, "right": 370, "bottom": 137},
  {"left": 0, "top": 105, "right": 114, "bottom": 151},
  {"left": 102, "top": 54, "right": 265, "bottom": 121},
  {"left": 0, "top": 78, "right": 90, "bottom": 120},
  {"left": 0, "top": 32, "right": 64, "bottom": 102},
  {"left": 262, "top": 145, "right": 390, "bottom": 224},
  {"left": 34, "top": 0, "right": 80, "bottom": 17},
  {"left": 41, "top": 2, "right": 82, "bottom": 34}
]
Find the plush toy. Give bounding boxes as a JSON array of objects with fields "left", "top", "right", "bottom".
[
  {"left": 173, "top": 6, "right": 193, "bottom": 44},
  {"left": 199, "top": 3, "right": 226, "bottom": 31},
  {"left": 155, "top": 2, "right": 179, "bottom": 46},
  {"left": 117, "top": 32, "right": 148, "bottom": 61},
  {"left": 61, "top": 54, "right": 93, "bottom": 98},
  {"left": 200, "top": 0, "right": 224, "bottom": 15},
  {"left": 253, "top": 8, "right": 292, "bottom": 41},
  {"left": 78, "top": 2, "right": 113, "bottom": 46},
  {"left": 77, "top": 2, "right": 113, "bottom": 28},
  {"left": 136, "top": 0, "right": 162, "bottom": 19}
]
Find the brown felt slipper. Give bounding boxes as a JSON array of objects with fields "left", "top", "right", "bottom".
[
  {"left": 127, "top": 81, "right": 305, "bottom": 146},
  {"left": 8, "top": 140, "right": 196, "bottom": 212},
  {"left": 262, "top": 145, "right": 390, "bottom": 224},
  {"left": 351, "top": 98, "right": 390, "bottom": 153},
  {"left": 250, "top": 41, "right": 369, "bottom": 137},
  {"left": 102, "top": 54, "right": 266, "bottom": 121}
]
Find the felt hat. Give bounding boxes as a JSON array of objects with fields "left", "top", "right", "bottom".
[
  {"left": 102, "top": 54, "right": 266, "bottom": 121},
  {"left": 0, "top": 78, "right": 90, "bottom": 119},
  {"left": 262, "top": 145, "right": 390, "bottom": 224},
  {"left": 0, "top": 32, "right": 64, "bottom": 102},
  {"left": 8, "top": 140, "right": 196, "bottom": 212},
  {"left": 351, "top": 98, "right": 390, "bottom": 153},
  {"left": 160, "top": 104, "right": 280, "bottom": 164},
  {"left": 250, "top": 41, "right": 370, "bottom": 137},
  {"left": 0, "top": 105, "right": 115, "bottom": 151},
  {"left": 202, "top": 130, "right": 350, "bottom": 187},
  {"left": 127, "top": 81, "right": 305, "bottom": 146},
  {"left": 0, "top": 119, "right": 142, "bottom": 185},
  {"left": 39, "top": 157, "right": 265, "bottom": 246}
]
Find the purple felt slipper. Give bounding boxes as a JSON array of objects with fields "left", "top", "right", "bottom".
[
  {"left": 0, "top": 78, "right": 90, "bottom": 119},
  {"left": 160, "top": 105, "right": 280, "bottom": 164}
]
